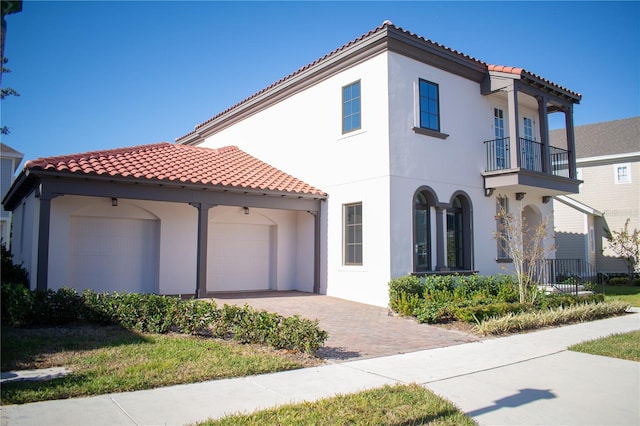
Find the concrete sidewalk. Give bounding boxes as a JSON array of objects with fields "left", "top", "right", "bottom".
[{"left": 2, "top": 312, "right": 639, "bottom": 426}]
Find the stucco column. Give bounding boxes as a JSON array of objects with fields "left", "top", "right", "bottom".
[
  {"left": 309, "top": 210, "right": 321, "bottom": 294},
  {"left": 564, "top": 105, "right": 577, "bottom": 179},
  {"left": 537, "top": 95, "right": 551, "bottom": 173},
  {"left": 35, "top": 186, "right": 58, "bottom": 291},
  {"left": 191, "top": 203, "right": 215, "bottom": 298},
  {"left": 507, "top": 82, "right": 520, "bottom": 169},
  {"left": 435, "top": 206, "right": 448, "bottom": 271}
]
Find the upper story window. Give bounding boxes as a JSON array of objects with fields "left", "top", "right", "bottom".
[
  {"left": 342, "top": 81, "right": 361, "bottom": 133},
  {"left": 523, "top": 117, "right": 534, "bottom": 140},
  {"left": 419, "top": 79, "right": 440, "bottom": 132},
  {"left": 343, "top": 203, "right": 363, "bottom": 265},
  {"left": 614, "top": 163, "right": 631, "bottom": 184}
]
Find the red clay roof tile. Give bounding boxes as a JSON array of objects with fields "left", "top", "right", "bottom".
[{"left": 24, "top": 143, "right": 326, "bottom": 197}]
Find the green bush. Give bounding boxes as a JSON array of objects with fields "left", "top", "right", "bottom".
[
  {"left": 210, "top": 304, "right": 328, "bottom": 353},
  {"left": 2, "top": 288, "right": 329, "bottom": 354},
  {"left": 388, "top": 274, "right": 520, "bottom": 323},
  {"left": 415, "top": 301, "right": 455, "bottom": 324},
  {"left": 536, "top": 293, "right": 604, "bottom": 310},
  {"left": 173, "top": 299, "right": 219, "bottom": 335},
  {"left": 1, "top": 282, "right": 33, "bottom": 326},
  {"left": 1, "top": 283, "right": 82, "bottom": 326},
  {"left": 454, "top": 302, "right": 528, "bottom": 323},
  {"left": 389, "top": 275, "right": 424, "bottom": 312},
  {"left": 0, "top": 245, "right": 29, "bottom": 287}
]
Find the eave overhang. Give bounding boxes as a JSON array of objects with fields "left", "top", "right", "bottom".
[{"left": 2, "top": 168, "right": 327, "bottom": 213}]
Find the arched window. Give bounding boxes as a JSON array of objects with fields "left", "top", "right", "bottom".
[
  {"left": 446, "top": 193, "right": 473, "bottom": 270},
  {"left": 447, "top": 197, "right": 464, "bottom": 269},
  {"left": 413, "top": 189, "right": 436, "bottom": 272}
]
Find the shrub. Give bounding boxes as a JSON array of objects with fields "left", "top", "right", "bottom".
[
  {"left": 476, "top": 301, "right": 630, "bottom": 335},
  {"left": 2, "top": 288, "right": 329, "bottom": 354},
  {"left": 1, "top": 284, "right": 82, "bottom": 326},
  {"left": 536, "top": 293, "right": 604, "bottom": 310},
  {"left": 211, "top": 304, "right": 328, "bottom": 353},
  {"left": 453, "top": 302, "right": 528, "bottom": 323},
  {"left": 388, "top": 274, "right": 520, "bottom": 322},
  {"left": 415, "top": 301, "right": 455, "bottom": 324},
  {"left": 0, "top": 244, "right": 29, "bottom": 287},
  {"left": 609, "top": 276, "right": 633, "bottom": 286},
  {"left": 173, "top": 299, "right": 219, "bottom": 335},
  {"left": 389, "top": 275, "right": 424, "bottom": 312},
  {"left": 1, "top": 282, "right": 33, "bottom": 326}
]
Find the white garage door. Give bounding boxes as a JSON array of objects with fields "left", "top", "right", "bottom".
[
  {"left": 209, "top": 223, "right": 273, "bottom": 292},
  {"left": 68, "top": 216, "right": 159, "bottom": 293}
]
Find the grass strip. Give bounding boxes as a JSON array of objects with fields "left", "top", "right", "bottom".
[
  {"left": 568, "top": 330, "right": 640, "bottom": 362},
  {"left": 598, "top": 285, "right": 640, "bottom": 307},
  {"left": 200, "top": 383, "right": 475, "bottom": 426},
  {"left": 1, "top": 325, "right": 320, "bottom": 405}
]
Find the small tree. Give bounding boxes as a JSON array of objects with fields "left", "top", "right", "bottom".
[
  {"left": 604, "top": 218, "right": 640, "bottom": 284},
  {"left": 495, "top": 200, "right": 554, "bottom": 304}
]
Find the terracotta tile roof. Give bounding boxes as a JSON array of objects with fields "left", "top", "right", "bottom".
[
  {"left": 487, "top": 64, "right": 581, "bottom": 98},
  {"left": 179, "top": 22, "right": 580, "bottom": 142},
  {"left": 24, "top": 143, "right": 326, "bottom": 197}
]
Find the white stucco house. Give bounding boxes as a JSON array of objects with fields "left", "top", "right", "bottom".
[{"left": 2, "top": 22, "right": 582, "bottom": 307}]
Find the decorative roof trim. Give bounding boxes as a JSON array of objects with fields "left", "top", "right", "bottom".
[{"left": 177, "top": 23, "right": 581, "bottom": 146}]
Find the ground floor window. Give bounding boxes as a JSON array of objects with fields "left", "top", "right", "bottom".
[
  {"left": 414, "top": 191, "right": 433, "bottom": 271},
  {"left": 343, "top": 203, "right": 362, "bottom": 265},
  {"left": 412, "top": 189, "right": 473, "bottom": 272},
  {"left": 447, "top": 196, "right": 464, "bottom": 269}
]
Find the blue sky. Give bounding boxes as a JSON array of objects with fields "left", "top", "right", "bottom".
[{"left": 1, "top": 1, "right": 639, "bottom": 168}]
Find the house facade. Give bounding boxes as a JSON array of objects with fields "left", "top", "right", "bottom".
[
  {"left": 552, "top": 117, "right": 640, "bottom": 277},
  {"left": 176, "top": 22, "right": 582, "bottom": 306},
  {"left": 1, "top": 143, "right": 24, "bottom": 247},
  {"left": 3, "top": 22, "right": 582, "bottom": 307}
]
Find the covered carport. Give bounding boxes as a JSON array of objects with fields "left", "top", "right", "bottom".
[{"left": 2, "top": 143, "right": 326, "bottom": 297}]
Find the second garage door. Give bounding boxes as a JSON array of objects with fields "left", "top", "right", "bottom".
[{"left": 208, "top": 223, "right": 274, "bottom": 292}]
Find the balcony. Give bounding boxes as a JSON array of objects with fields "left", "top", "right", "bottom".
[{"left": 482, "top": 137, "right": 580, "bottom": 196}]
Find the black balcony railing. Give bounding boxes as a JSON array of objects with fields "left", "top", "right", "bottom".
[
  {"left": 484, "top": 137, "right": 511, "bottom": 171},
  {"left": 484, "top": 137, "right": 571, "bottom": 177}
]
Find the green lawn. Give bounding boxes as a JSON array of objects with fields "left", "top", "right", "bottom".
[
  {"left": 597, "top": 285, "right": 640, "bottom": 307},
  {"left": 1, "top": 325, "right": 319, "bottom": 405},
  {"left": 568, "top": 330, "right": 640, "bottom": 362},
  {"left": 200, "top": 383, "right": 476, "bottom": 426}
]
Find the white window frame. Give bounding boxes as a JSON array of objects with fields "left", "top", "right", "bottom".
[
  {"left": 343, "top": 202, "right": 363, "bottom": 266},
  {"left": 614, "top": 163, "right": 631, "bottom": 184}
]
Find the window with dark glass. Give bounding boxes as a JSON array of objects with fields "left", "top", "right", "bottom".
[
  {"left": 447, "top": 196, "right": 464, "bottom": 269},
  {"left": 344, "top": 203, "right": 362, "bottom": 265},
  {"left": 419, "top": 79, "right": 440, "bottom": 132},
  {"left": 496, "top": 196, "right": 509, "bottom": 259},
  {"left": 342, "top": 81, "right": 361, "bottom": 133},
  {"left": 414, "top": 192, "right": 432, "bottom": 271}
]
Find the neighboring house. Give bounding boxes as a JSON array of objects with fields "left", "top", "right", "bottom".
[
  {"left": 2, "top": 22, "right": 582, "bottom": 307},
  {"left": 1, "top": 143, "right": 24, "bottom": 247},
  {"left": 552, "top": 117, "right": 640, "bottom": 277}
]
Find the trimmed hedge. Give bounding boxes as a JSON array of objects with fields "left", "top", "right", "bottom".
[
  {"left": 0, "top": 283, "right": 328, "bottom": 354},
  {"left": 389, "top": 274, "right": 608, "bottom": 324}
]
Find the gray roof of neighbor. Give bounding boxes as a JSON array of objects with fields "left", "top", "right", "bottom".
[{"left": 550, "top": 116, "right": 640, "bottom": 159}]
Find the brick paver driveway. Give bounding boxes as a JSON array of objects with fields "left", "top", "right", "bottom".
[{"left": 212, "top": 291, "right": 481, "bottom": 361}]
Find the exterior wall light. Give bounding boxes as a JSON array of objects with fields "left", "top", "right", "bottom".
[
  {"left": 111, "top": 198, "right": 118, "bottom": 207},
  {"left": 243, "top": 207, "right": 249, "bottom": 215}
]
